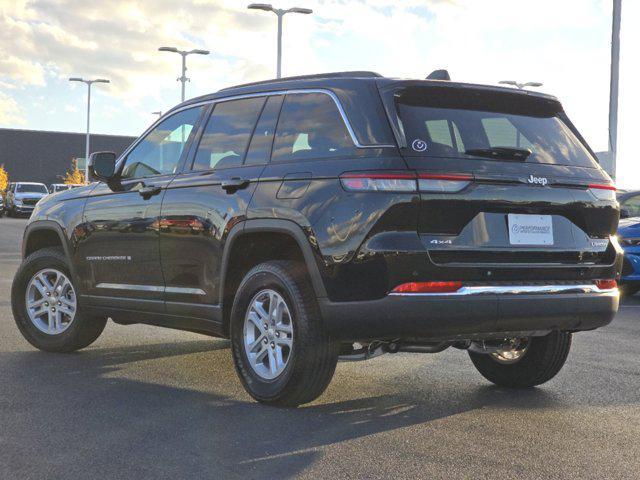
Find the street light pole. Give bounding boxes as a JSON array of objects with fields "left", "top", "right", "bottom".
[
  {"left": 276, "top": 11, "right": 283, "bottom": 79},
  {"left": 69, "top": 77, "right": 110, "bottom": 184},
  {"left": 152, "top": 111, "right": 162, "bottom": 119},
  {"left": 158, "top": 47, "right": 210, "bottom": 102},
  {"left": 498, "top": 80, "right": 543, "bottom": 90},
  {"left": 247, "top": 4, "right": 313, "bottom": 79},
  {"left": 609, "top": 0, "right": 622, "bottom": 180}
]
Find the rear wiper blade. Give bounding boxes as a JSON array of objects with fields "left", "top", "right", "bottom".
[{"left": 464, "top": 147, "right": 532, "bottom": 161}]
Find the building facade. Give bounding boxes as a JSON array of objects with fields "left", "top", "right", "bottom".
[{"left": 0, "top": 128, "right": 135, "bottom": 186}]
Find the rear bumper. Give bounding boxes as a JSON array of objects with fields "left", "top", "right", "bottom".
[{"left": 319, "top": 284, "right": 619, "bottom": 341}]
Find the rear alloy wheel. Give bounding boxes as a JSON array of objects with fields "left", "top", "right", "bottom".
[
  {"left": 12, "top": 247, "right": 107, "bottom": 353},
  {"left": 230, "top": 260, "right": 338, "bottom": 407},
  {"left": 468, "top": 331, "right": 572, "bottom": 388},
  {"left": 243, "top": 289, "right": 294, "bottom": 380}
]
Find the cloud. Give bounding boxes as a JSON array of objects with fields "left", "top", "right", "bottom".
[
  {"left": 0, "top": 0, "right": 272, "bottom": 102},
  {"left": 0, "top": 92, "right": 26, "bottom": 125}
]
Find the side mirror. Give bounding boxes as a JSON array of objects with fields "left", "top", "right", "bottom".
[
  {"left": 88, "top": 151, "right": 117, "bottom": 183},
  {"left": 620, "top": 208, "right": 630, "bottom": 219}
]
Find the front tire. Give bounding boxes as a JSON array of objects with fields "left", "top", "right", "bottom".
[
  {"left": 468, "top": 331, "right": 572, "bottom": 388},
  {"left": 12, "top": 247, "right": 107, "bottom": 353},
  {"left": 230, "top": 260, "right": 338, "bottom": 407}
]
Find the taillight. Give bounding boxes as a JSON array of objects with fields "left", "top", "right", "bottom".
[
  {"left": 391, "top": 281, "right": 463, "bottom": 294},
  {"left": 340, "top": 173, "right": 417, "bottom": 192},
  {"left": 595, "top": 279, "right": 617, "bottom": 291},
  {"left": 587, "top": 183, "right": 616, "bottom": 201},
  {"left": 340, "top": 172, "right": 473, "bottom": 193},
  {"left": 418, "top": 173, "right": 472, "bottom": 193}
]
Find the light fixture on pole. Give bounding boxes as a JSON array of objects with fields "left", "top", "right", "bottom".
[
  {"left": 158, "top": 47, "right": 210, "bottom": 102},
  {"left": 498, "top": 80, "right": 543, "bottom": 90},
  {"left": 247, "top": 3, "right": 313, "bottom": 79},
  {"left": 152, "top": 111, "right": 162, "bottom": 119},
  {"left": 68, "top": 77, "right": 110, "bottom": 184}
]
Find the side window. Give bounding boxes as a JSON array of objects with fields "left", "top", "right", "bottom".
[
  {"left": 121, "top": 106, "right": 203, "bottom": 180},
  {"left": 272, "top": 93, "right": 356, "bottom": 163},
  {"left": 192, "top": 97, "right": 265, "bottom": 171},
  {"left": 481, "top": 117, "right": 533, "bottom": 150},
  {"left": 622, "top": 195, "right": 640, "bottom": 217},
  {"left": 245, "top": 96, "right": 284, "bottom": 166}
]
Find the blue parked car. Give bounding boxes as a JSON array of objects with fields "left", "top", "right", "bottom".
[{"left": 618, "top": 216, "right": 640, "bottom": 296}]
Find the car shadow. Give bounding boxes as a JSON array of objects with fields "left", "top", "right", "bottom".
[{"left": 0, "top": 335, "right": 633, "bottom": 479}]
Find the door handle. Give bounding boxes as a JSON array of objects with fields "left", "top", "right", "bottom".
[
  {"left": 221, "top": 178, "right": 250, "bottom": 193},
  {"left": 139, "top": 185, "right": 162, "bottom": 198}
]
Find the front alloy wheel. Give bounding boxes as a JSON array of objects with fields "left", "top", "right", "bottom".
[
  {"left": 12, "top": 247, "right": 107, "bottom": 352},
  {"left": 25, "top": 268, "right": 77, "bottom": 335}
]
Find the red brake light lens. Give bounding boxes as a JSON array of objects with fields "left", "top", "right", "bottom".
[
  {"left": 595, "top": 279, "right": 617, "bottom": 291},
  {"left": 391, "top": 281, "right": 463, "bottom": 294},
  {"left": 418, "top": 173, "right": 473, "bottom": 193},
  {"left": 588, "top": 183, "right": 616, "bottom": 191}
]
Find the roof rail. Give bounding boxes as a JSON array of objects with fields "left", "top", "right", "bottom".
[{"left": 219, "top": 71, "right": 382, "bottom": 91}]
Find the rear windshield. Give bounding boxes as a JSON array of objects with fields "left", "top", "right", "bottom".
[
  {"left": 17, "top": 184, "right": 48, "bottom": 193},
  {"left": 396, "top": 87, "right": 598, "bottom": 168}
]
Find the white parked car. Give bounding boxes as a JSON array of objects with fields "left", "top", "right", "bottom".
[
  {"left": 49, "top": 183, "right": 84, "bottom": 194},
  {"left": 5, "top": 182, "right": 49, "bottom": 217}
]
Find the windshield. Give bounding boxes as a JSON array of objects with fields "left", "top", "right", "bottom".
[
  {"left": 17, "top": 184, "right": 48, "bottom": 193},
  {"left": 396, "top": 87, "right": 598, "bottom": 168}
]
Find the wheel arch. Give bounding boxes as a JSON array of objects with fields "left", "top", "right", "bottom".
[
  {"left": 220, "top": 219, "right": 327, "bottom": 335},
  {"left": 22, "top": 221, "right": 77, "bottom": 278}
]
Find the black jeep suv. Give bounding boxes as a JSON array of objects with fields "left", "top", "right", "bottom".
[{"left": 12, "top": 72, "right": 622, "bottom": 406}]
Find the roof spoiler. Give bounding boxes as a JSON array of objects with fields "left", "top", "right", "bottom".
[{"left": 426, "top": 69, "right": 451, "bottom": 81}]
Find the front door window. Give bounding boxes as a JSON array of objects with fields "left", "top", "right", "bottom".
[{"left": 121, "top": 106, "right": 203, "bottom": 180}]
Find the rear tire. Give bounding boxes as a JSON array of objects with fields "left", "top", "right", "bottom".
[
  {"left": 468, "top": 331, "right": 572, "bottom": 388},
  {"left": 12, "top": 247, "right": 107, "bottom": 353},
  {"left": 230, "top": 260, "right": 338, "bottom": 407}
]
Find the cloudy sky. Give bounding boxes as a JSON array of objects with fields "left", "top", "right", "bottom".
[{"left": 1, "top": 0, "right": 638, "bottom": 187}]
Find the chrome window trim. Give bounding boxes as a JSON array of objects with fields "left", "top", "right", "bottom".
[
  {"left": 389, "top": 284, "right": 619, "bottom": 297},
  {"left": 115, "top": 88, "right": 396, "bottom": 171}
]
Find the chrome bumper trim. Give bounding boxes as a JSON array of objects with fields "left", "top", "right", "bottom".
[{"left": 389, "top": 284, "right": 619, "bottom": 297}]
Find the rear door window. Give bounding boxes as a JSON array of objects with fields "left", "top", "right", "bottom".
[
  {"left": 245, "top": 96, "right": 284, "bottom": 166},
  {"left": 192, "top": 97, "right": 265, "bottom": 171},
  {"left": 272, "top": 93, "right": 356, "bottom": 163},
  {"left": 395, "top": 87, "right": 598, "bottom": 168}
]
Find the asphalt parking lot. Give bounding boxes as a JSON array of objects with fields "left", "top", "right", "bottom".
[{"left": 1, "top": 216, "right": 639, "bottom": 479}]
